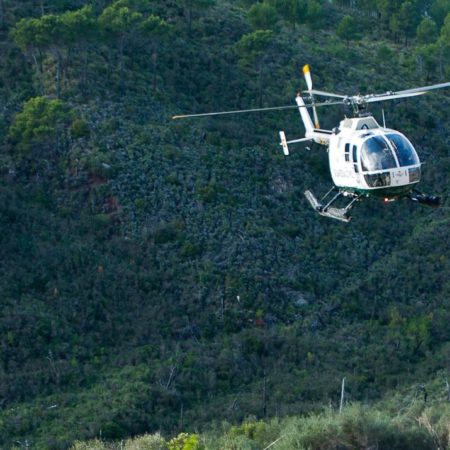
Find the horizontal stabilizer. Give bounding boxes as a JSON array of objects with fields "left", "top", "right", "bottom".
[{"left": 279, "top": 131, "right": 289, "bottom": 155}]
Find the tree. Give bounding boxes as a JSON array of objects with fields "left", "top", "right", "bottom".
[
  {"left": 440, "top": 12, "right": 450, "bottom": 43},
  {"left": 235, "top": 30, "right": 273, "bottom": 107},
  {"left": 336, "top": 15, "right": 358, "bottom": 47},
  {"left": 437, "top": 13, "right": 450, "bottom": 77},
  {"left": 235, "top": 30, "right": 274, "bottom": 66},
  {"left": 416, "top": 17, "right": 438, "bottom": 44},
  {"left": 11, "top": 16, "right": 56, "bottom": 94},
  {"left": 306, "top": 0, "right": 324, "bottom": 30},
  {"left": 140, "top": 15, "right": 172, "bottom": 89},
  {"left": 178, "top": 0, "right": 215, "bottom": 34},
  {"left": 376, "top": 0, "right": 402, "bottom": 34},
  {"left": 0, "top": 0, "right": 6, "bottom": 27},
  {"left": 389, "top": 13, "right": 402, "bottom": 42},
  {"left": 99, "top": 0, "right": 143, "bottom": 92},
  {"left": 397, "top": 1, "right": 418, "bottom": 44},
  {"left": 416, "top": 43, "right": 439, "bottom": 81},
  {"left": 248, "top": 2, "right": 278, "bottom": 30},
  {"left": 59, "top": 6, "right": 96, "bottom": 92},
  {"left": 39, "top": 13, "right": 69, "bottom": 97},
  {"left": 430, "top": 0, "right": 450, "bottom": 27},
  {"left": 355, "top": 0, "right": 378, "bottom": 15},
  {"left": 8, "top": 96, "right": 73, "bottom": 173},
  {"left": 273, "top": 0, "right": 307, "bottom": 30},
  {"left": 12, "top": 7, "right": 96, "bottom": 97}
]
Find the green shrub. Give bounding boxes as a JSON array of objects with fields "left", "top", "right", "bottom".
[
  {"left": 376, "top": 45, "right": 394, "bottom": 63},
  {"left": 8, "top": 96, "right": 73, "bottom": 157},
  {"left": 70, "top": 118, "right": 91, "bottom": 138},
  {"left": 70, "top": 439, "right": 109, "bottom": 450},
  {"left": 153, "top": 221, "right": 184, "bottom": 244},
  {"left": 180, "top": 242, "right": 203, "bottom": 258},
  {"left": 416, "top": 404, "right": 450, "bottom": 450},
  {"left": 124, "top": 433, "right": 168, "bottom": 450},
  {"left": 167, "top": 433, "right": 203, "bottom": 450},
  {"left": 276, "top": 405, "right": 434, "bottom": 450}
]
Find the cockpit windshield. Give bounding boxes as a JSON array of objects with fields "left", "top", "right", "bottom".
[
  {"left": 386, "top": 134, "right": 420, "bottom": 167},
  {"left": 361, "top": 136, "right": 397, "bottom": 172}
]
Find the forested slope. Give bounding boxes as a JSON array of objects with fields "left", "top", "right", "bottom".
[{"left": 0, "top": 0, "right": 450, "bottom": 448}]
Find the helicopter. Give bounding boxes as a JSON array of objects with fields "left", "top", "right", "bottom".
[{"left": 173, "top": 65, "right": 450, "bottom": 222}]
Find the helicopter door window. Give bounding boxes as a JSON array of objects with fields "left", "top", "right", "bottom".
[
  {"left": 345, "top": 143, "right": 350, "bottom": 162},
  {"left": 361, "top": 136, "right": 397, "bottom": 171},
  {"left": 386, "top": 134, "right": 420, "bottom": 167}
]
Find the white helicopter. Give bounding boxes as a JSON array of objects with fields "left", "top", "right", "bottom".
[{"left": 173, "top": 65, "right": 450, "bottom": 222}]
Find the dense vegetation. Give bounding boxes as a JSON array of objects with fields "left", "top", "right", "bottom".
[
  {"left": 69, "top": 402, "right": 450, "bottom": 449},
  {"left": 0, "top": 0, "right": 450, "bottom": 448}
]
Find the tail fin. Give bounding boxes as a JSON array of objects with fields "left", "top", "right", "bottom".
[{"left": 303, "top": 64, "right": 320, "bottom": 129}]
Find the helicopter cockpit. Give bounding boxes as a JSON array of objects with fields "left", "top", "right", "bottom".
[{"left": 360, "top": 133, "right": 420, "bottom": 188}]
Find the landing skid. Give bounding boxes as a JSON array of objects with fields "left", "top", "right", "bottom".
[{"left": 304, "top": 187, "right": 361, "bottom": 223}]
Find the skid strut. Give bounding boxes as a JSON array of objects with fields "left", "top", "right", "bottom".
[{"left": 304, "top": 187, "right": 361, "bottom": 222}]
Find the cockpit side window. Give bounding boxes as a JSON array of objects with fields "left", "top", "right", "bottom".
[
  {"left": 352, "top": 145, "right": 357, "bottom": 163},
  {"left": 386, "top": 134, "right": 420, "bottom": 167},
  {"left": 344, "top": 143, "right": 350, "bottom": 162},
  {"left": 361, "top": 136, "right": 397, "bottom": 172},
  {"left": 352, "top": 145, "right": 359, "bottom": 173}
]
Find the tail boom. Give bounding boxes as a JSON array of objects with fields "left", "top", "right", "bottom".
[{"left": 295, "top": 94, "right": 331, "bottom": 146}]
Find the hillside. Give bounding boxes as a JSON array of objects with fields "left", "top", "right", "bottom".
[
  {"left": 70, "top": 402, "right": 450, "bottom": 449},
  {"left": 0, "top": 0, "right": 450, "bottom": 448}
]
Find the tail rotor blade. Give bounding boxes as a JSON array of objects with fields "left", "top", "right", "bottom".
[
  {"left": 303, "top": 64, "right": 313, "bottom": 91},
  {"left": 303, "top": 65, "right": 320, "bottom": 128},
  {"left": 312, "top": 104, "right": 320, "bottom": 129}
]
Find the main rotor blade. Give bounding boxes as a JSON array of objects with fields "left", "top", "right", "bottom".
[
  {"left": 172, "top": 105, "right": 300, "bottom": 119},
  {"left": 172, "top": 100, "right": 344, "bottom": 119},
  {"left": 366, "top": 91, "right": 427, "bottom": 103},
  {"left": 365, "top": 81, "right": 450, "bottom": 103},
  {"left": 389, "top": 81, "right": 450, "bottom": 96},
  {"left": 307, "top": 89, "right": 347, "bottom": 99}
]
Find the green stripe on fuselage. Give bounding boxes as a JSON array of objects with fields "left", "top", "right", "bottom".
[{"left": 339, "top": 184, "right": 417, "bottom": 198}]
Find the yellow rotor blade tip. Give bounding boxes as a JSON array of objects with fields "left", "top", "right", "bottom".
[{"left": 303, "top": 64, "right": 310, "bottom": 74}]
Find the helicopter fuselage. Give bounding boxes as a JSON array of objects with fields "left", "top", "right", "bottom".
[{"left": 312, "top": 116, "right": 422, "bottom": 199}]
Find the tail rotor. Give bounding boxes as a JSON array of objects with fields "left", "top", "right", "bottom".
[{"left": 303, "top": 64, "right": 320, "bottom": 129}]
